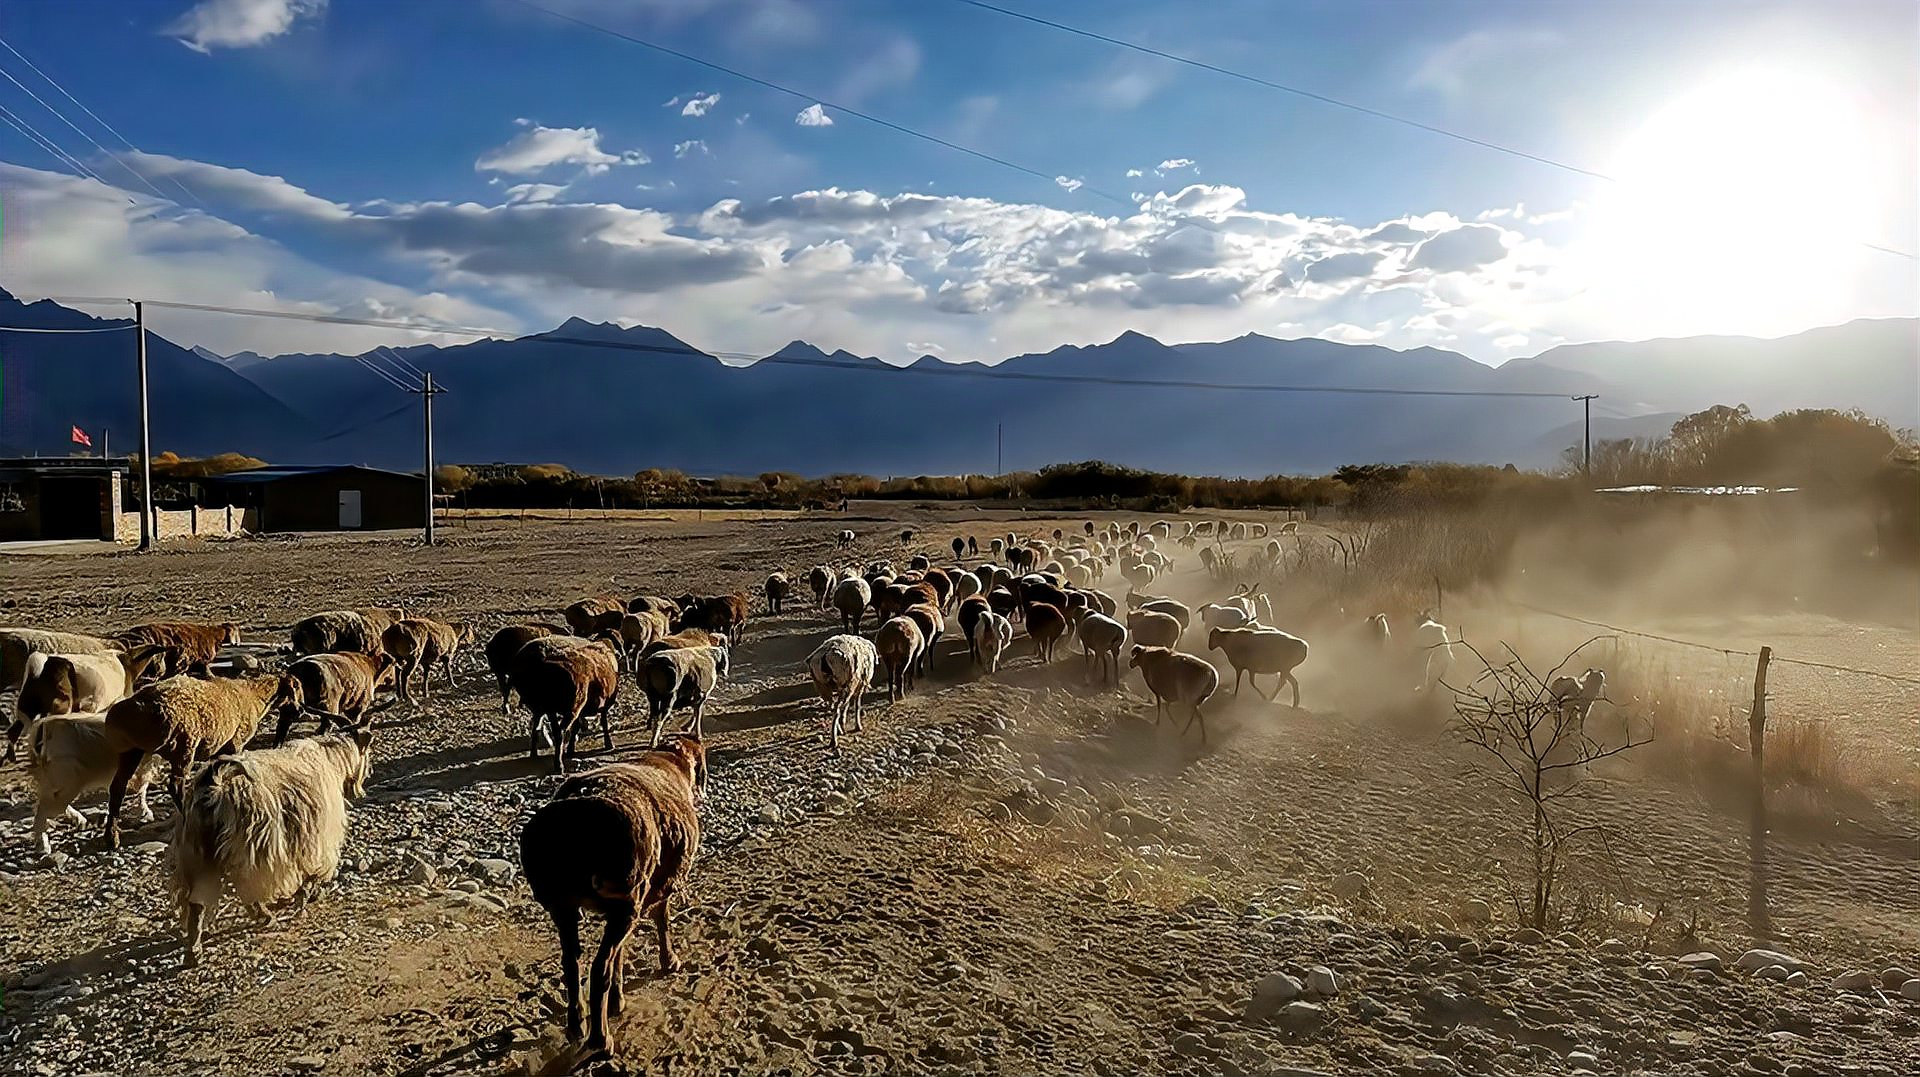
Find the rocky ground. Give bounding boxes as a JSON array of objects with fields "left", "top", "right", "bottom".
[{"left": 2, "top": 512, "right": 1917, "bottom": 1076}]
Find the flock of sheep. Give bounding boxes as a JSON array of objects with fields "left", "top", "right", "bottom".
[{"left": 2, "top": 514, "right": 1476, "bottom": 1053}]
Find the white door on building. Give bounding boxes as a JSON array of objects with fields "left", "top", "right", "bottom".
[{"left": 338, "top": 489, "right": 363, "bottom": 528}]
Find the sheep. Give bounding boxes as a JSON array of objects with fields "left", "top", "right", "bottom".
[
  {"left": 1128, "top": 645, "right": 1220, "bottom": 740},
  {"left": 875, "top": 616, "right": 924, "bottom": 701},
  {"left": 1199, "top": 601, "right": 1257, "bottom": 632},
  {"left": 1136, "top": 598, "right": 1192, "bottom": 633},
  {"left": 899, "top": 529, "right": 916, "bottom": 547},
  {"left": 485, "top": 623, "right": 569, "bottom": 713},
  {"left": 1277, "top": 520, "right": 1299, "bottom": 535},
  {"left": 511, "top": 636, "right": 622, "bottom": 773},
  {"left": 1251, "top": 522, "right": 1270, "bottom": 538},
  {"left": 1026, "top": 602, "right": 1069, "bottom": 663},
  {"left": 1, "top": 627, "right": 118, "bottom": 695},
  {"left": 640, "top": 645, "right": 728, "bottom": 745},
  {"left": 838, "top": 528, "right": 856, "bottom": 548},
  {"left": 956, "top": 595, "right": 990, "bottom": 667},
  {"left": 1549, "top": 669, "right": 1608, "bottom": 728},
  {"left": 921, "top": 567, "right": 953, "bottom": 608},
  {"left": 764, "top": 572, "right": 792, "bottom": 615},
  {"left": 967, "top": 536, "right": 979, "bottom": 557},
  {"left": 1413, "top": 613, "right": 1455, "bottom": 692},
  {"left": 25, "top": 711, "right": 158, "bottom": 855},
  {"left": 832, "top": 576, "right": 871, "bottom": 635},
  {"left": 989, "top": 538, "right": 1005, "bottom": 559},
  {"left": 807, "top": 565, "right": 835, "bottom": 609},
  {"left": 951, "top": 537, "right": 966, "bottom": 560},
  {"left": 289, "top": 610, "right": 385, "bottom": 657},
  {"left": 1083, "top": 520, "right": 1096, "bottom": 536},
  {"left": 986, "top": 586, "right": 1021, "bottom": 622},
  {"left": 519, "top": 736, "right": 705, "bottom": 1052},
  {"left": 614, "top": 610, "right": 674, "bottom": 670},
  {"left": 949, "top": 569, "right": 983, "bottom": 609},
  {"left": 269, "top": 651, "right": 397, "bottom": 745},
  {"left": 7, "top": 644, "right": 169, "bottom": 761},
  {"left": 639, "top": 628, "right": 728, "bottom": 659},
  {"left": 903, "top": 602, "right": 945, "bottom": 676},
  {"left": 1208, "top": 627, "right": 1309, "bottom": 705},
  {"left": 1197, "top": 546, "right": 1219, "bottom": 577},
  {"left": 1074, "top": 611, "right": 1127, "bottom": 685},
  {"left": 171, "top": 728, "right": 374, "bottom": 967},
  {"left": 1126, "top": 609, "right": 1182, "bottom": 650},
  {"left": 681, "top": 592, "right": 750, "bottom": 646},
  {"left": 625, "top": 595, "right": 681, "bottom": 621},
  {"left": 116, "top": 621, "right": 240, "bottom": 677},
  {"left": 806, "top": 635, "right": 878, "bottom": 751},
  {"left": 1082, "top": 589, "right": 1118, "bottom": 617},
  {"left": 102, "top": 674, "right": 284, "bottom": 848},
  {"left": 1120, "top": 560, "right": 1157, "bottom": 591},
  {"left": 380, "top": 617, "right": 470, "bottom": 704},
  {"left": 973, "top": 611, "right": 1013, "bottom": 673},
  {"left": 565, "top": 597, "right": 628, "bottom": 638},
  {"left": 1364, "top": 614, "right": 1391, "bottom": 648}
]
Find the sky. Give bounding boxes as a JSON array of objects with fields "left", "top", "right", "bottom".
[{"left": 0, "top": 0, "right": 1912, "bottom": 363}]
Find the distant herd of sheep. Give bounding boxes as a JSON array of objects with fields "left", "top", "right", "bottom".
[{"left": 2, "top": 513, "right": 1478, "bottom": 1052}]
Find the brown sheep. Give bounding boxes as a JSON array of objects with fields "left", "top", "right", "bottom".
[
  {"left": 875, "top": 616, "right": 924, "bottom": 701},
  {"left": 485, "top": 623, "right": 569, "bottom": 714},
  {"left": 903, "top": 602, "right": 944, "bottom": 676},
  {"left": 806, "top": 566, "right": 835, "bottom": 609},
  {"left": 681, "top": 593, "right": 749, "bottom": 646},
  {"left": 102, "top": 674, "right": 282, "bottom": 847},
  {"left": 1026, "top": 602, "right": 1069, "bottom": 663},
  {"left": 289, "top": 608, "right": 402, "bottom": 658},
  {"left": 625, "top": 595, "right": 681, "bottom": 622},
  {"left": 116, "top": 621, "right": 240, "bottom": 677},
  {"left": 1128, "top": 645, "right": 1221, "bottom": 741},
  {"left": 986, "top": 586, "right": 1020, "bottom": 621},
  {"left": 921, "top": 567, "right": 952, "bottom": 608},
  {"left": 511, "top": 636, "right": 621, "bottom": 773},
  {"left": 564, "top": 597, "right": 626, "bottom": 638},
  {"left": 764, "top": 572, "right": 792, "bottom": 615},
  {"left": 520, "top": 736, "right": 705, "bottom": 1051},
  {"left": 269, "top": 652, "right": 397, "bottom": 745},
  {"left": 638, "top": 628, "right": 728, "bottom": 660},
  {"left": 614, "top": 610, "right": 674, "bottom": 671},
  {"left": 380, "top": 617, "right": 471, "bottom": 703}
]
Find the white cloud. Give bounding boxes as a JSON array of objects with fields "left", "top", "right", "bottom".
[
  {"left": 735, "top": 113, "right": 751, "bottom": 125},
  {"left": 1410, "top": 28, "right": 1563, "bottom": 101},
  {"left": 166, "top": 0, "right": 324, "bottom": 53},
  {"left": 674, "top": 139, "right": 710, "bottom": 159},
  {"left": 1125, "top": 168, "right": 1144, "bottom": 179},
  {"left": 1156, "top": 158, "right": 1197, "bottom": 175},
  {"left": 1083, "top": 57, "right": 1171, "bottom": 109},
  {"left": 794, "top": 104, "right": 833, "bottom": 127},
  {"left": 836, "top": 37, "right": 920, "bottom": 105},
  {"left": 475, "top": 123, "right": 646, "bottom": 176},
  {"left": 1408, "top": 224, "right": 1512, "bottom": 272},
  {"left": 662, "top": 95, "right": 682, "bottom": 108},
  {"left": 680, "top": 92, "right": 722, "bottom": 117},
  {"left": 1055, "top": 177, "right": 1083, "bottom": 193},
  {"left": 503, "top": 183, "right": 568, "bottom": 205}
]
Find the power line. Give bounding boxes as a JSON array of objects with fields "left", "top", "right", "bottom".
[
  {"left": 0, "top": 32, "right": 202, "bottom": 207},
  {"left": 0, "top": 98, "right": 117, "bottom": 192},
  {"left": 0, "top": 51, "right": 172, "bottom": 202},
  {"left": 122, "top": 295, "right": 1591, "bottom": 400},
  {"left": 0, "top": 323, "right": 133, "bottom": 333},
  {"left": 502, "top": 0, "right": 1129, "bottom": 208},
  {"left": 946, "top": 0, "right": 1919, "bottom": 262},
  {"left": 945, "top": 0, "right": 1614, "bottom": 182}
]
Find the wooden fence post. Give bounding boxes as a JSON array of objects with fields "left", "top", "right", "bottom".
[{"left": 1748, "top": 645, "right": 1773, "bottom": 942}]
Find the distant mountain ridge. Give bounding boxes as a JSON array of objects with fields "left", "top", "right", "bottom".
[{"left": 0, "top": 286, "right": 1909, "bottom": 477}]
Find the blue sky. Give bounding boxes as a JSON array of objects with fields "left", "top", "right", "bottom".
[{"left": 0, "top": 0, "right": 1912, "bottom": 362}]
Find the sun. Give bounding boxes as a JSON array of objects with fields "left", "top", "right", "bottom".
[{"left": 1580, "top": 66, "right": 1894, "bottom": 335}]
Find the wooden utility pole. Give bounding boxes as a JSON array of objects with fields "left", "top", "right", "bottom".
[
  {"left": 1748, "top": 645, "right": 1773, "bottom": 941},
  {"left": 412, "top": 371, "right": 445, "bottom": 545},
  {"left": 1573, "top": 394, "right": 1598, "bottom": 474},
  {"left": 135, "top": 300, "right": 153, "bottom": 551}
]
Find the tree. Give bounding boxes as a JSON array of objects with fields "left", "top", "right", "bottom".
[
  {"left": 1666, "top": 404, "right": 1751, "bottom": 479},
  {"left": 435, "top": 464, "right": 475, "bottom": 493},
  {"left": 1448, "top": 638, "right": 1651, "bottom": 930}
]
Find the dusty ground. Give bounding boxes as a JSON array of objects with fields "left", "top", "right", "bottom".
[{"left": 3, "top": 510, "right": 1917, "bottom": 1077}]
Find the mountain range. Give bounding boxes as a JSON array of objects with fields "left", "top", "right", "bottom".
[{"left": 0, "top": 288, "right": 1911, "bottom": 477}]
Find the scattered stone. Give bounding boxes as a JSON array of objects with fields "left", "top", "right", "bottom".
[
  {"left": 1247, "top": 973, "right": 1304, "bottom": 1020},
  {"left": 1879, "top": 966, "right": 1913, "bottom": 990},
  {"left": 132, "top": 841, "right": 169, "bottom": 855},
  {"left": 288, "top": 1057, "right": 326, "bottom": 1072},
  {"left": 1330, "top": 872, "right": 1369, "bottom": 901},
  {"left": 1832, "top": 971, "right": 1874, "bottom": 992},
  {"left": 403, "top": 858, "right": 437, "bottom": 886},
  {"left": 1411, "top": 1053, "right": 1460, "bottom": 1075},
  {"left": 1640, "top": 964, "right": 1670, "bottom": 981},
  {"left": 1512, "top": 928, "right": 1545, "bottom": 946},
  {"left": 1567, "top": 1050, "right": 1600, "bottom": 1068},
  {"left": 1758, "top": 965, "right": 1791, "bottom": 982},
  {"left": 1599, "top": 938, "right": 1629, "bottom": 955},
  {"left": 1785, "top": 972, "right": 1809, "bottom": 989},
  {"left": 756, "top": 803, "right": 783, "bottom": 825},
  {"left": 1737, "top": 949, "right": 1806, "bottom": 974},
  {"left": 1306, "top": 965, "right": 1340, "bottom": 997},
  {"left": 471, "top": 858, "right": 514, "bottom": 885},
  {"left": 1278, "top": 1001, "right": 1324, "bottom": 1030},
  {"left": 1677, "top": 952, "right": 1724, "bottom": 973},
  {"left": 1459, "top": 899, "right": 1493, "bottom": 925}
]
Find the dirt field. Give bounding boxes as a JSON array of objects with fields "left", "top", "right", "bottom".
[{"left": 3, "top": 510, "right": 1917, "bottom": 1076}]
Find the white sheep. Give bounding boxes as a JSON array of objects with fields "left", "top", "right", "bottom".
[
  {"left": 7, "top": 645, "right": 168, "bottom": 761},
  {"left": 1199, "top": 601, "right": 1256, "bottom": 632},
  {"left": 832, "top": 576, "right": 872, "bottom": 634},
  {"left": 1549, "top": 669, "right": 1607, "bottom": 727},
  {"left": 949, "top": 569, "right": 983, "bottom": 609},
  {"left": 1414, "top": 613, "right": 1454, "bottom": 692},
  {"left": 972, "top": 610, "right": 1013, "bottom": 674},
  {"left": 1207, "top": 626, "right": 1309, "bottom": 706},
  {"left": 806, "top": 635, "right": 879, "bottom": 751},
  {"left": 1128, "top": 645, "right": 1220, "bottom": 740},
  {"left": 170, "top": 729, "right": 374, "bottom": 966},
  {"left": 641, "top": 645, "right": 729, "bottom": 744},
  {"left": 837, "top": 529, "right": 856, "bottom": 548},
  {"left": 1073, "top": 611, "right": 1127, "bottom": 686},
  {"left": 25, "top": 711, "right": 158, "bottom": 855}
]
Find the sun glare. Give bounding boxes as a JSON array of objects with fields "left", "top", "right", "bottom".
[{"left": 1583, "top": 67, "right": 1893, "bottom": 335}]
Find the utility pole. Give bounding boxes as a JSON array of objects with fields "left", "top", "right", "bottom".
[
  {"left": 102, "top": 427, "right": 109, "bottom": 461},
  {"left": 135, "top": 300, "right": 153, "bottom": 551},
  {"left": 1573, "top": 394, "right": 1597, "bottom": 475},
  {"left": 996, "top": 422, "right": 1003, "bottom": 478},
  {"left": 412, "top": 371, "right": 445, "bottom": 545}
]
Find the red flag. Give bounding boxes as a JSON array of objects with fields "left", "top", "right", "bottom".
[{"left": 71, "top": 425, "right": 92, "bottom": 448}]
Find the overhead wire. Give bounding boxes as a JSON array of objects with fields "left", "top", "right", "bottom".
[
  {"left": 0, "top": 97, "right": 117, "bottom": 192},
  {"left": 0, "top": 51, "right": 173, "bottom": 203},
  {"left": 501, "top": 0, "right": 1131, "bottom": 207}
]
